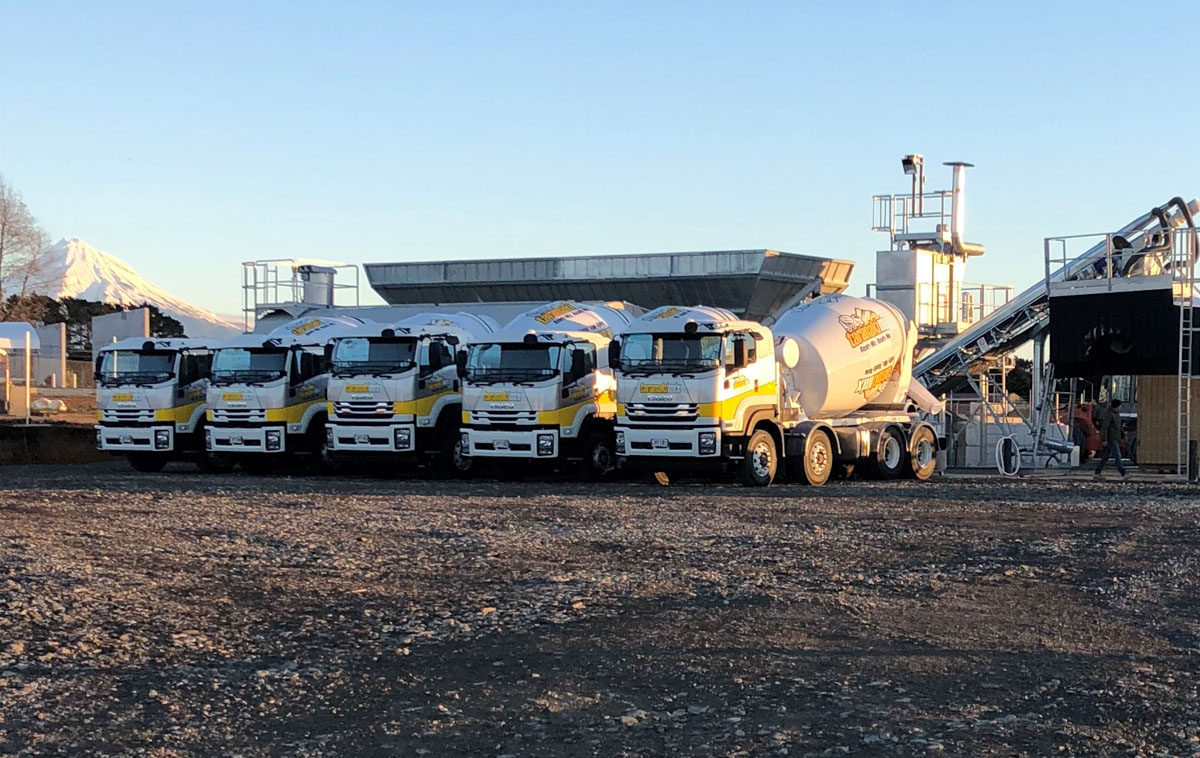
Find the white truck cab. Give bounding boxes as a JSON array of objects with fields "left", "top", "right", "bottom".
[
  {"left": 457, "top": 301, "right": 633, "bottom": 480},
  {"left": 325, "top": 312, "right": 499, "bottom": 474},
  {"left": 610, "top": 306, "right": 779, "bottom": 483},
  {"left": 95, "top": 337, "right": 227, "bottom": 473},
  {"left": 206, "top": 315, "right": 369, "bottom": 470}
]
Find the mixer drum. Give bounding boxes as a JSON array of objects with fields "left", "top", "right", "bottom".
[{"left": 772, "top": 294, "right": 908, "bottom": 418}]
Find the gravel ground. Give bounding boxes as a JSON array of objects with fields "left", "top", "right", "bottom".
[{"left": 1, "top": 463, "right": 1199, "bottom": 757}]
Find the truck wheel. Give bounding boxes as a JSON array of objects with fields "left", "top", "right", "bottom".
[
  {"left": 798, "top": 429, "right": 833, "bottom": 486},
  {"left": 905, "top": 425, "right": 937, "bottom": 481},
  {"left": 242, "top": 455, "right": 280, "bottom": 475},
  {"left": 869, "top": 426, "right": 905, "bottom": 480},
  {"left": 738, "top": 430, "right": 777, "bottom": 487},
  {"left": 578, "top": 432, "right": 615, "bottom": 482},
  {"left": 196, "top": 449, "right": 235, "bottom": 474},
  {"left": 127, "top": 452, "right": 167, "bottom": 473},
  {"left": 435, "top": 433, "right": 473, "bottom": 478}
]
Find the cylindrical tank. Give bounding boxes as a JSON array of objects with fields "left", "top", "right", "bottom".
[
  {"left": 772, "top": 294, "right": 909, "bottom": 418},
  {"left": 391, "top": 312, "right": 501, "bottom": 341},
  {"left": 497, "top": 300, "right": 634, "bottom": 339},
  {"left": 298, "top": 265, "right": 337, "bottom": 306}
]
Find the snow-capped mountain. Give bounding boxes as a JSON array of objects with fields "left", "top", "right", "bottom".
[{"left": 20, "top": 238, "right": 241, "bottom": 339}]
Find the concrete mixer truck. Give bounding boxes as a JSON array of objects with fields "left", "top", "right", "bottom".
[
  {"left": 206, "top": 315, "right": 370, "bottom": 472},
  {"left": 609, "top": 296, "right": 944, "bottom": 486},
  {"left": 324, "top": 312, "right": 499, "bottom": 475},
  {"left": 456, "top": 300, "right": 635, "bottom": 480}
]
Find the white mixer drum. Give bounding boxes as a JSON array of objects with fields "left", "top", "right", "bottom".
[{"left": 772, "top": 294, "right": 908, "bottom": 418}]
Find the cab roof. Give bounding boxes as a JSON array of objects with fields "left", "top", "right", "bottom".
[{"left": 99, "top": 337, "right": 211, "bottom": 353}]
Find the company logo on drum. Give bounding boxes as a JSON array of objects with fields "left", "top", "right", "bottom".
[{"left": 839, "top": 309, "right": 884, "bottom": 348}]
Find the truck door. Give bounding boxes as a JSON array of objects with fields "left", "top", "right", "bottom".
[{"left": 561, "top": 342, "right": 597, "bottom": 437}]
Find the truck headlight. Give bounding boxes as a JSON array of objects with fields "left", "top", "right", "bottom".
[
  {"left": 265, "top": 429, "right": 282, "bottom": 452},
  {"left": 205, "top": 427, "right": 213, "bottom": 450},
  {"left": 537, "top": 433, "right": 554, "bottom": 457},
  {"left": 615, "top": 430, "right": 625, "bottom": 454},
  {"left": 154, "top": 429, "right": 170, "bottom": 450},
  {"left": 394, "top": 427, "right": 412, "bottom": 450},
  {"left": 461, "top": 431, "right": 470, "bottom": 452},
  {"left": 96, "top": 428, "right": 104, "bottom": 448},
  {"left": 699, "top": 431, "right": 717, "bottom": 455},
  {"left": 326, "top": 426, "right": 334, "bottom": 446}
]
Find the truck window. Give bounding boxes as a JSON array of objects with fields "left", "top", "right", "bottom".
[{"left": 724, "top": 333, "right": 756, "bottom": 366}]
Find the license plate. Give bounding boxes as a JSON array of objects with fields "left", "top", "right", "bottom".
[
  {"left": 111, "top": 393, "right": 133, "bottom": 402},
  {"left": 354, "top": 433, "right": 369, "bottom": 444},
  {"left": 495, "top": 439, "right": 510, "bottom": 449},
  {"left": 651, "top": 438, "right": 668, "bottom": 449},
  {"left": 483, "top": 392, "right": 510, "bottom": 402},
  {"left": 222, "top": 392, "right": 243, "bottom": 402},
  {"left": 120, "top": 434, "right": 133, "bottom": 445},
  {"left": 640, "top": 384, "right": 668, "bottom": 394},
  {"left": 345, "top": 384, "right": 369, "bottom": 393},
  {"left": 231, "top": 435, "right": 244, "bottom": 445}
]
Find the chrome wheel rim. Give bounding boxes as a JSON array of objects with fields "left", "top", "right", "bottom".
[
  {"left": 453, "top": 438, "right": 471, "bottom": 471},
  {"left": 884, "top": 437, "right": 902, "bottom": 469},
  {"left": 809, "top": 439, "right": 829, "bottom": 477},
  {"left": 751, "top": 441, "right": 772, "bottom": 479},
  {"left": 916, "top": 438, "right": 934, "bottom": 468}
]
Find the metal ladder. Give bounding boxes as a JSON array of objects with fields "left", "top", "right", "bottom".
[{"left": 1175, "top": 228, "right": 1197, "bottom": 477}]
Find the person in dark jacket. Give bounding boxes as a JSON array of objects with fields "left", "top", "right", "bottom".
[{"left": 1093, "top": 399, "right": 1129, "bottom": 480}]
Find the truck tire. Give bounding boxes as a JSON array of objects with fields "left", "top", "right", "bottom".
[
  {"left": 578, "top": 431, "right": 615, "bottom": 482},
  {"left": 798, "top": 428, "right": 833, "bottom": 486},
  {"left": 905, "top": 425, "right": 937, "bottom": 481},
  {"left": 738, "top": 429, "right": 777, "bottom": 487},
  {"left": 196, "top": 449, "right": 235, "bottom": 474},
  {"left": 242, "top": 455, "right": 280, "bottom": 475},
  {"left": 127, "top": 452, "right": 167, "bottom": 473},
  {"left": 869, "top": 426, "right": 905, "bottom": 480},
  {"left": 435, "top": 433, "right": 473, "bottom": 478}
]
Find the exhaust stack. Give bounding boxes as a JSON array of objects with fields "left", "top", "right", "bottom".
[{"left": 944, "top": 161, "right": 985, "bottom": 257}]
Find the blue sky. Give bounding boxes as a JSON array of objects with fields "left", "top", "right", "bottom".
[{"left": 3, "top": 1, "right": 1199, "bottom": 315}]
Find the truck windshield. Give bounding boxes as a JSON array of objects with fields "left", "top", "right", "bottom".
[
  {"left": 97, "top": 351, "right": 176, "bottom": 386},
  {"left": 210, "top": 348, "right": 288, "bottom": 384},
  {"left": 466, "top": 343, "right": 561, "bottom": 383},
  {"left": 620, "top": 333, "right": 722, "bottom": 374},
  {"left": 331, "top": 337, "right": 417, "bottom": 376}
]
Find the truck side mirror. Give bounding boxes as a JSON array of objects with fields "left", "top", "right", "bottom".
[
  {"left": 570, "top": 350, "right": 586, "bottom": 381},
  {"left": 455, "top": 351, "right": 467, "bottom": 380},
  {"left": 731, "top": 339, "right": 746, "bottom": 370},
  {"left": 607, "top": 340, "right": 621, "bottom": 370},
  {"left": 323, "top": 343, "right": 334, "bottom": 362}
]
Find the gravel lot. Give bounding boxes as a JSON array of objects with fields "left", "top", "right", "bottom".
[{"left": 1, "top": 463, "right": 1199, "bottom": 757}]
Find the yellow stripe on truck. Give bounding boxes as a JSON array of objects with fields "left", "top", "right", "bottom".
[
  {"left": 537, "top": 398, "right": 596, "bottom": 427},
  {"left": 393, "top": 390, "right": 457, "bottom": 418},
  {"left": 155, "top": 401, "right": 205, "bottom": 424},
  {"left": 698, "top": 381, "right": 778, "bottom": 419},
  {"left": 265, "top": 399, "right": 325, "bottom": 425}
]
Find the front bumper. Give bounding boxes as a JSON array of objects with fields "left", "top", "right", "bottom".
[
  {"left": 96, "top": 424, "right": 174, "bottom": 452},
  {"left": 207, "top": 425, "right": 286, "bottom": 454},
  {"left": 616, "top": 425, "right": 721, "bottom": 458},
  {"left": 463, "top": 427, "right": 558, "bottom": 458},
  {"left": 328, "top": 421, "right": 416, "bottom": 453}
]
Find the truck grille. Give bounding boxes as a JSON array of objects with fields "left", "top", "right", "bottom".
[
  {"left": 334, "top": 400, "right": 393, "bottom": 418},
  {"left": 211, "top": 408, "right": 267, "bottom": 425},
  {"left": 624, "top": 402, "right": 699, "bottom": 423},
  {"left": 471, "top": 409, "right": 538, "bottom": 424},
  {"left": 101, "top": 409, "right": 156, "bottom": 424}
]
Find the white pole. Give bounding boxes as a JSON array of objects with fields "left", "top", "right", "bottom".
[{"left": 24, "top": 330, "right": 31, "bottom": 425}]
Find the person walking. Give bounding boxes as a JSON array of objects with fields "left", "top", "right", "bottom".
[{"left": 1093, "top": 398, "right": 1130, "bottom": 480}]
